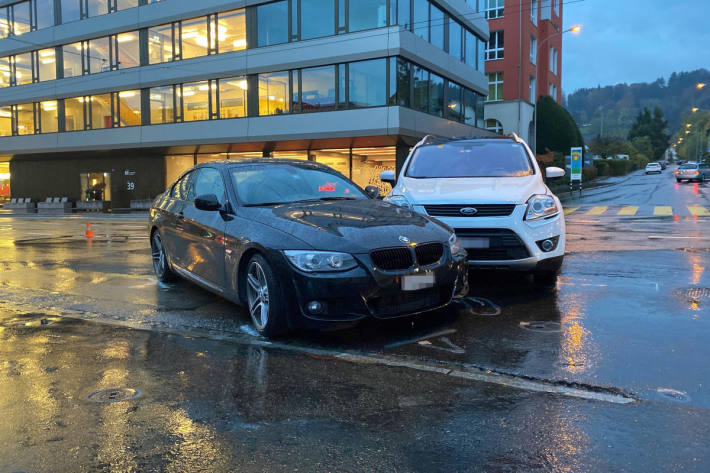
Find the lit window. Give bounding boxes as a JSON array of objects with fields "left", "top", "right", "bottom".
[
  {"left": 64, "top": 97, "right": 86, "bottom": 131},
  {"left": 181, "top": 16, "right": 209, "bottom": 60},
  {"left": 486, "top": 31, "right": 504, "bottom": 60},
  {"left": 39, "top": 100, "right": 58, "bottom": 133},
  {"left": 89, "top": 37, "right": 111, "bottom": 74},
  {"left": 0, "top": 106, "right": 11, "bottom": 136},
  {"left": 487, "top": 72, "right": 503, "bottom": 101},
  {"left": 150, "top": 86, "right": 176, "bottom": 124},
  {"left": 217, "top": 9, "right": 247, "bottom": 53},
  {"left": 63, "top": 42, "right": 84, "bottom": 77},
  {"left": 182, "top": 81, "right": 210, "bottom": 122},
  {"left": 37, "top": 48, "right": 56, "bottom": 82},
  {"left": 219, "top": 77, "right": 248, "bottom": 118},
  {"left": 259, "top": 71, "right": 290, "bottom": 116},
  {"left": 117, "top": 32, "right": 140, "bottom": 69},
  {"left": 0, "top": 57, "right": 9, "bottom": 88},
  {"left": 117, "top": 90, "right": 141, "bottom": 127},
  {"left": 90, "top": 93, "right": 112, "bottom": 129},
  {"left": 15, "top": 103, "right": 34, "bottom": 135},
  {"left": 13, "top": 53, "right": 32, "bottom": 85}
]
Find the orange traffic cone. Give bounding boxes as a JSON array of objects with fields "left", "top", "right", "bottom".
[{"left": 85, "top": 222, "right": 95, "bottom": 239}]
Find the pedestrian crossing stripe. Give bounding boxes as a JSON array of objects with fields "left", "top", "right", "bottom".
[
  {"left": 653, "top": 206, "right": 673, "bottom": 216},
  {"left": 617, "top": 206, "right": 639, "bottom": 216},
  {"left": 563, "top": 205, "right": 710, "bottom": 217},
  {"left": 586, "top": 206, "right": 608, "bottom": 215},
  {"left": 688, "top": 206, "right": 710, "bottom": 216}
]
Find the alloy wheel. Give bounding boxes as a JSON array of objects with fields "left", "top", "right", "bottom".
[
  {"left": 151, "top": 233, "right": 166, "bottom": 277},
  {"left": 246, "top": 261, "right": 270, "bottom": 330}
]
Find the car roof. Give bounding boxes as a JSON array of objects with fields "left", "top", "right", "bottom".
[
  {"left": 195, "top": 158, "right": 331, "bottom": 169},
  {"left": 418, "top": 134, "right": 523, "bottom": 147}
]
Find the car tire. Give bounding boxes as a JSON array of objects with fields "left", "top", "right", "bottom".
[
  {"left": 245, "top": 254, "right": 288, "bottom": 337},
  {"left": 676, "top": 179, "right": 682, "bottom": 183},
  {"left": 533, "top": 271, "right": 558, "bottom": 286},
  {"left": 151, "top": 231, "right": 177, "bottom": 282}
]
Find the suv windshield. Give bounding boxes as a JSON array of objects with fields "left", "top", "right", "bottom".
[
  {"left": 232, "top": 164, "right": 367, "bottom": 206},
  {"left": 405, "top": 140, "right": 534, "bottom": 178}
]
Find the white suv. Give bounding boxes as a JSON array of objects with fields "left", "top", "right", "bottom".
[{"left": 381, "top": 135, "right": 566, "bottom": 284}]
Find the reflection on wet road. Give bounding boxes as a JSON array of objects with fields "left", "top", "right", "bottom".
[{"left": 1, "top": 168, "right": 710, "bottom": 470}]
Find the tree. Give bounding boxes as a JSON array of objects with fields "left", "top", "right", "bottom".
[
  {"left": 627, "top": 107, "right": 670, "bottom": 160},
  {"left": 589, "top": 135, "right": 627, "bottom": 158},
  {"left": 536, "top": 96, "right": 584, "bottom": 155}
]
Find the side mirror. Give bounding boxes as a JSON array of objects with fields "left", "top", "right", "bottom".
[
  {"left": 380, "top": 170, "right": 396, "bottom": 187},
  {"left": 194, "top": 193, "right": 222, "bottom": 211},
  {"left": 364, "top": 185, "right": 380, "bottom": 199},
  {"left": 545, "top": 167, "right": 565, "bottom": 180}
]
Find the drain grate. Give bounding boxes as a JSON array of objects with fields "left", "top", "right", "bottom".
[
  {"left": 519, "top": 321, "right": 562, "bottom": 333},
  {"left": 87, "top": 387, "right": 142, "bottom": 403}
]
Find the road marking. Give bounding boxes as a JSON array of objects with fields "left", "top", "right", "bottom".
[
  {"left": 617, "top": 206, "right": 639, "bottom": 216},
  {"left": 563, "top": 207, "right": 579, "bottom": 215},
  {"left": 586, "top": 206, "right": 608, "bottom": 215},
  {"left": 653, "top": 206, "right": 673, "bottom": 216},
  {"left": 687, "top": 206, "right": 710, "bottom": 216},
  {"left": 648, "top": 235, "right": 710, "bottom": 240}
]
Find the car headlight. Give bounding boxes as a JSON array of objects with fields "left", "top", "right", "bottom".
[
  {"left": 385, "top": 194, "right": 412, "bottom": 210},
  {"left": 284, "top": 250, "right": 358, "bottom": 272},
  {"left": 525, "top": 194, "right": 559, "bottom": 221},
  {"left": 449, "top": 233, "right": 465, "bottom": 257}
]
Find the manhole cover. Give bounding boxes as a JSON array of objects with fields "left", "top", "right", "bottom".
[
  {"left": 656, "top": 388, "right": 690, "bottom": 403},
  {"left": 87, "top": 388, "right": 142, "bottom": 403},
  {"left": 519, "top": 321, "right": 561, "bottom": 333}
]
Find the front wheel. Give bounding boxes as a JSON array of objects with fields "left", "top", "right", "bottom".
[
  {"left": 151, "top": 231, "right": 177, "bottom": 282},
  {"left": 245, "top": 254, "right": 289, "bottom": 337}
]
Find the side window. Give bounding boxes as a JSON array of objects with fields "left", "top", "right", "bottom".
[
  {"left": 171, "top": 171, "right": 194, "bottom": 200},
  {"left": 193, "top": 168, "right": 226, "bottom": 204}
]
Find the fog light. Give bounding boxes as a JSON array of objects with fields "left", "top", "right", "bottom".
[
  {"left": 536, "top": 236, "right": 560, "bottom": 252},
  {"left": 306, "top": 301, "right": 323, "bottom": 314}
]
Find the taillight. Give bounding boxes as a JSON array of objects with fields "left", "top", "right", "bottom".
[
  {"left": 694, "top": 170, "right": 700, "bottom": 175},
  {"left": 674, "top": 170, "right": 679, "bottom": 174}
]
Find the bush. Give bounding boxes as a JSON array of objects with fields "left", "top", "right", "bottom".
[
  {"left": 594, "top": 160, "right": 610, "bottom": 176},
  {"left": 582, "top": 167, "right": 597, "bottom": 181},
  {"left": 608, "top": 159, "right": 633, "bottom": 176}
]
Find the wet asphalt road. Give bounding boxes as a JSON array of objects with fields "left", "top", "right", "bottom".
[{"left": 1, "top": 166, "right": 710, "bottom": 471}]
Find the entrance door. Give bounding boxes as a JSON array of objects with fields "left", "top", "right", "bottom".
[{"left": 80, "top": 172, "right": 112, "bottom": 203}]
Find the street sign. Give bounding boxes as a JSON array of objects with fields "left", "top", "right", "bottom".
[{"left": 570, "top": 147, "right": 583, "bottom": 182}]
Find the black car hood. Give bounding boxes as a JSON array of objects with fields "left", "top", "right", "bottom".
[{"left": 242, "top": 199, "right": 451, "bottom": 253}]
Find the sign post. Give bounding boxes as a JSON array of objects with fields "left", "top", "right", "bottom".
[{"left": 570, "top": 147, "right": 583, "bottom": 196}]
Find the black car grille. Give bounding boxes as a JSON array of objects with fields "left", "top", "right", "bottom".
[
  {"left": 370, "top": 248, "right": 413, "bottom": 271},
  {"left": 415, "top": 242, "right": 444, "bottom": 266},
  {"left": 371, "top": 242, "right": 445, "bottom": 271},
  {"left": 455, "top": 228, "right": 530, "bottom": 261},
  {"left": 424, "top": 204, "right": 516, "bottom": 217}
]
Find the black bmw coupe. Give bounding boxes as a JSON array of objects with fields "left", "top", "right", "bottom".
[{"left": 149, "top": 159, "right": 468, "bottom": 336}]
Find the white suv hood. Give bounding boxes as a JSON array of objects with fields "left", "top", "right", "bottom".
[{"left": 396, "top": 175, "right": 546, "bottom": 205}]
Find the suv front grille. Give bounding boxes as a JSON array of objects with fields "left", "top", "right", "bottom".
[
  {"left": 455, "top": 228, "right": 530, "bottom": 261},
  {"left": 424, "top": 204, "right": 516, "bottom": 217},
  {"left": 415, "top": 242, "right": 444, "bottom": 266},
  {"left": 370, "top": 247, "right": 413, "bottom": 271}
]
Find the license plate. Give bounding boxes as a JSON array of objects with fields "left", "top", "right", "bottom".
[
  {"left": 460, "top": 237, "right": 489, "bottom": 249},
  {"left": 402, "top": 273, "right": 435, "bottom": 291}
]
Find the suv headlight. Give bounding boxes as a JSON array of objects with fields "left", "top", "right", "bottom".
[
  {"left": 385, "top": 194, "right": 412, "bottom": 210},
  {"left": 449, "top": 233, "right": 465, "bottom": 256},
  {"left": 525, "top": 194, "right": 559, "bottom": 221},
  {"left": 284, "top": 250, "right": 358, "bottom": 272}
]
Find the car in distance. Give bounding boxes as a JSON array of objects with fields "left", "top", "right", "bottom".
[
  {"left": 645, "top": 162, "right": 662, "bottom": 174},
  {"left": 150, "top": 159, "right": 468, "bottom": 337},
  {"left": 675, "top": 163, "right": 706, "bottom": 182},
  {"left": 381, "top": 135, "right": 565, "bottom": 285}
]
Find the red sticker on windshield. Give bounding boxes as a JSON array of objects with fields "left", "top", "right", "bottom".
[{"left": 318, "top": 182, "right": 336, "bottom": 192}]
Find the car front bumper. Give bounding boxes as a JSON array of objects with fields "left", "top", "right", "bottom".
[
  {"left": 271, "top": 251, "right": 468, "bottom": 326},
  {"left": 416, "top": 203, "right": 565, "bottom": 272}
]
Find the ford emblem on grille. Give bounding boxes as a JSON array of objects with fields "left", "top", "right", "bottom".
[
  {"left": 460, "top": 207, "right": 478, "bottom": 216},
  {"left": 399, "top": 235, "right": 411, "bottom": 244}
]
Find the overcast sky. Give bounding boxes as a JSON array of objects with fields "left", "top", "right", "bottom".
[{"left": 562, "top": 0, "right": 710, "bottom": 95}]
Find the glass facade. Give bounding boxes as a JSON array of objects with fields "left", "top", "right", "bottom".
[
  {"left": 182, "top": 81, "right": 211, "bottom": 122},
  {"left": 150, "top": 86, "right": 175, "bottom": 124},
  {"left": 259, "top": 72, "right": 290, "bottom": 115},
  {"left": 15, "top": 103, "right": 34, "bottom": 135},
  {"left": 64, "top": 97, "right": 85, "bottom": 131},
  {"left": 116, "top": 32, "right": 140, "bottom": 69},
  {"left": 0, "top": 106, "right": 11, "bottom": 136},
  {"left": 89, "top": 36, "right": 111, "bottom": 73},
  {"left": 300, "top": 66, "right": 336, "bottom": 112},
  {"left": 117, "top": 90, "right": 141, "bottom": 126},
  {"left": 217, "top": 9, "right": 247, "bottom": 52},
  {"left": 39, "top": 100, "right": 58, "bottom": 133},
  {"left": 348, "top": 59, "right": 386, "bottom": 108},
  {"left": 14, "top": 53, "right": 32, "bottom": 85},
  {"left": 219, "top": 77, "right": 248, "bottom": 118},
  {"left": 349, "top": 0, "right": 387, "bottom": 32},
  {"left": 181, "top": 16, "right": 208, "bottom": 60},
  {"left": 148, "top": 24, "right": 174, "bottom": 64},
  {"left": 257, "top": 1, "right": 288, "bottom": 47},
  {"left": 63, "top": 43, "right": 84, "bottom": 78},
  {"left": 301, "top": 0, "right": 335, "bottom": 40},
  {"left": 91, "top": 93, "right": 112, "bottom": 129},
  {"left": 37, "top": 48, "right": 57, "bottom": 81}
]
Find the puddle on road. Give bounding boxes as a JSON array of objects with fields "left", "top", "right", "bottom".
[
  {"left": 656, "top": 387, "right": 691, "bottom": 403},
  {"left": 519, "top": 321, "right": 562, "bottom": 333},
  {"left": 86, "top": 387, "right": 142, "bottom": 403}
]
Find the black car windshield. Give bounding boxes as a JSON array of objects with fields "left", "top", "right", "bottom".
[
  {"left": 405, "top": 141, "right": 534, "bottom": 178},
  {"left": 232, "top": 164, "right": 367, "bottom": 206},
  {"left": 680, "top": 164, "right": 698, "bottom": 170}
]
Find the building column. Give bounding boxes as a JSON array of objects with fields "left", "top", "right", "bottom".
[{"left": 395, "top": 140, "right": 409, "bottom": 176}]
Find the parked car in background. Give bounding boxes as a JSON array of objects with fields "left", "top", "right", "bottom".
[
  {"left": 150, "top": 160, "right": 468, "bottom": 337},
  {"left": 659, "top": 161, "right": 667, "bottom": 170},
  {"left": 645, "top": 163, "right": 662, "bottom": 174},
  {"left": 381, "top": 134, "right": 565, "bottom": 285},
  {"left": 675, "top": 163, "right": 706, "bottom": 183}
]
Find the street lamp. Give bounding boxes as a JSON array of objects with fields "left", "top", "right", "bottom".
[
  {"left": 692, "top": 107, "right": 699, "bottom": 113},
  {"left": 533, "top": 25, "right": 582, "bottom": 152},
  {"left": 697, "top": 82, "right": 707, "bottom": 90}
]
